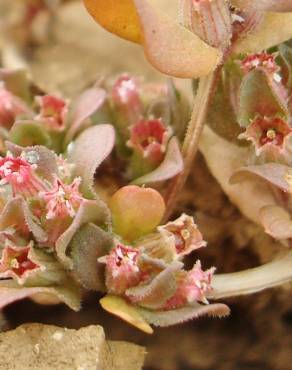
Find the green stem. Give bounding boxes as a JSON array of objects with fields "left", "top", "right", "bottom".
[
  {"left": 163, "top": 71, "right": 218, "bottom": 221},
  {"left": 208, "top": 251, "right": 292, "bottom": 299}
]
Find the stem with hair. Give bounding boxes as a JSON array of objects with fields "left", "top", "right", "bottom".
[{"left": 163, "top": 71, "right": 218, "bottom": 221}]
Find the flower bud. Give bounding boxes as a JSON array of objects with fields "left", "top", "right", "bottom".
[{"left": 109, "top": 185, "right": 165, "bottom": 242}]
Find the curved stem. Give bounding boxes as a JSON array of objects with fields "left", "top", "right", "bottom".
[
  {"left": 163, "top": 71, "right": 218, "bottom": 221},
  {"left": 207, "top": 251, "right": 292, "bottom": 300}
]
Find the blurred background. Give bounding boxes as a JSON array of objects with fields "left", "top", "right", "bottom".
[{"left": 0, "top": 1, "right": 292, "bottom": 369}]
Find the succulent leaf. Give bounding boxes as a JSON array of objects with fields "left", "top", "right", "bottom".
[
  {"left": 9, "top": 121, "right": 52, "bottom": 148},
  {"left": 68, "top": 124, "right": 115, "bottom": 198},
  {"left": 132, "top": 137, "right": 183, "bottom": 185},
  {"left": 55, "top": 199, "right": 111, "bottom": 269},
  {"left": 0, "top": 279, "right": 81, "bottom": 311},
  {"left": 139, "top": 303, "right": 230, "bottom": 327},
  {"left": 126, "top": 261, "right": 183, "bottom": 309},
  {"left": 65, "top": 86, "right": 107, "bottom": 145},
  {"left": 100, "top": 294, "right": 153, "bottom": 334},
  {"left": 70, "top": 223, "right": 113, "bottom": 291},
  {"left": 238, "top": 69, "right": 288, "bottom": 127},
  {"left": 259, "top": 205, "right": 292, "bottom": 240}
]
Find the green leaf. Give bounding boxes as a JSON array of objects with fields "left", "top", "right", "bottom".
[
  {"left": 9, "top": 121, "right": 52, "bottom": 148},
  {"left": 139, "top": 303, "right": 230, "bottom": 327},
  {"left": 0, "top": 69, "right": 32, "bottom": 103},
  {"left": 206, "top": 67, "right": 243, "bottom": 142},
  {"left": 68, "top": 124, "right": 115, "bottom": 198},
  {"left": 126, "top": 261, "right": 182, "bottom": 309},
  {"left": 0, "top": 196, "right": 47, "bottom": 243},
  {"left": 278, "top": 43, "right": 292, "bottom": 90},
  {"left": 238, "top": 69, "right": 288, "bottom": 126},
  {"left": 70, "top": 223, "right": 113, "bottom": 291},
  {"left": 56, "top": 199, "right": 111, "bottom": 269}
]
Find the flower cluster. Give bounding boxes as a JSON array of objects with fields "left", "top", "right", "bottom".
[
  {"left": 95, "top": 187, "right": 229, "bottom": 332},
  {"left": 0, "top": 68, "right": 227, "bottom": 332},
  {"left": 109, "top": 74, "right": 184, "bottom": 181}
]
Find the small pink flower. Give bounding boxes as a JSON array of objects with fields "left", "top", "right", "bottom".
[
  {"left": 102, "top": 244, "right": 143, "bottom": 295},
  {"left": 0, "top": 242, "right": 41, "bottom": 284},
  {"left": 127, "top": 119, "right": 171, "bottom": 164},
  {"left": 240, "top": 116, "right": 292, "bottom": 156},
  {"left": 158, "top": 214, "right": 206, "bottom": 257},
  {"left": 40, "top": 177, "right": 83, "bottom": 220},
  {"left": 164, "top": 261, "right": 215, "bottom": 309},
  {"left": 112, "top": 74, "right": 142, "bottom": 124},
  {"left": 35, "top": 95, "right": 68, "bottom": 131},
  {"left": 241, "top": 52, "right": 281, "bottom": 81},
  {"left": 0, "top": 154, "right": 46, "bottom": 196},
  {"left": 0, "top": 85, "right": 29, "bottom": 128}
]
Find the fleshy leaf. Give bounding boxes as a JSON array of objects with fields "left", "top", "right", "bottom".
[
  {"left": 70, "top": 223, "right": 113, "bottom": 291},
  {"left": 84, "top": 0, "right": 221, "bottom": 78},
  {"left": 235, "top": 12, "right": 292, "bottom": 54},
  {"left": 0, "top": 279, "right": 81, "bottom": 311},
  {"left": 0, "top": 197, "right": 47, "bottom": 243},
  {"left": 56, "top": 199, "right": 111, "bottom": 269},
  {"left": 9, "top": 121, "right": 52, "bottom": 148},
  {"left": 133, "top": 0, "right": 222, "bottom": 78},
  {"left": 65, "top": 87, "right": 107, "bottom": 145},
  {"left": 110, "top": 185, "right": 165, "bottom": 242},
  {"left": 6, "top": 142, "right": 58, "bottom": 183},
  {"left": 238, "top": 69, "right": 288, "bottom": 127},
  {"left": 68, "top": 124, "right": 115, "bottom": 198},
  {"left": 100, "top": 295, "right": 153, "bottom": 334},
  {"left": 132, "top": 137, "right": 183, "bottom": 185},
  {"left": 21, "top": 247, "right": 70, "bottom": 287},
  {"left": 206, "top": 69, "right": 242, "bottom": 142},
  {"left": 200, "top": 127, "right": 277, "bottom": 225},
  {"left": 138, "top": 303, "right": 230, "bottom": 327},
  {"left": 230, "top": 164, "right": 291, "bottom": 192},
  {"left": 278, "top": 44, "right": 292, "bottom": 89},
  {"left": 0, "top": 69, "right": 32, "bottom": 103},
  {"left": 232, "top": 1, "right": 292, "bottom": 12},
  {"left": 260, "top": 205, "right": 292, "bottom": 240},
  {"left": 83, "top": 0, "right": 142, "bottom": 43},
  {"left": 126, "top": 261, "right": 183, "bottom": 309}
]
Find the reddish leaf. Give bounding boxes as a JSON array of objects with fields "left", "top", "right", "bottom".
[
  {"left": 65, "top": 87, "right": 107, "bottom": 145},
  {"left": 133, "top": 137, "right": 183, "bottom": 185}
]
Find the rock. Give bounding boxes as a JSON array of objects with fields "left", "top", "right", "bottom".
[{"left": 0, "top": 323, "right": 145, "bottom": 370}]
